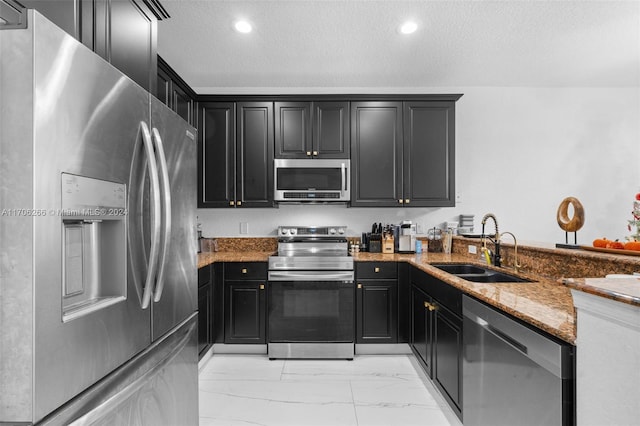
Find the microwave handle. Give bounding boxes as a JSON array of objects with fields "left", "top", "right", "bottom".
[{"left": 341, "top": 162, "right": 347, "bottom": 194}]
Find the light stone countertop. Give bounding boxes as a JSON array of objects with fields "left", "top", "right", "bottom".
[{"left": 561, "top": 276, "right": 640, "bottom": 307}]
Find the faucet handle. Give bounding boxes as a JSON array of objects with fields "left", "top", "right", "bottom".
[{"left": 481, "top": 246, "right": 493, "bottom": 265}]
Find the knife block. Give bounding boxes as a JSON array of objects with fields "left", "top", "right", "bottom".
[
  {"left": 382, "top": 237, "right": 394, "bottom": 254},
  {"left": 369, "top": 233, "right": 382, "bottom": 253}
]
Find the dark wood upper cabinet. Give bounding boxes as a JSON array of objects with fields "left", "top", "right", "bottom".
[
  {"left": 18, "top": 0, "right": 168, "bottom": 92},
  {"left": 236, "top": 102, "right": 274, "bottom": 207},
  {"left": 156, "top": 56, "right": 197, "bottom": 127},
  {"left": 198, "top": 101, "right": 274, "bottom": 208},
  {"left": 199, "top": 102, "right": 236, "bottom": 208},
  {"left": 109, "top": 0, "right": 157, "bottom": 92},
  {"left": 350, "top": 101, "right": 404, "bottom": 207},
  {"left": 157, "top": 63, "right": 172, "bottom": 106},
  {"left": 198, "top": 95, "right": 459, "bottom": 208},
  {"left": 403, "top": 102, "right": 456, "bottom": 207},
  {"left": 275, "top": 101, "right": 349, "bottom": 159},
  {"left": 313, "top": 101, "right": 349, "bottom": 158},
  {"left": 351, "top": 97, "right": 459, "bottom": 207},
  {"left": 274, "top": 102, "right": 311, "bottom": 158}
]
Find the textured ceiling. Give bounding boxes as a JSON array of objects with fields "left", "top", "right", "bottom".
[{"left": 157, "top": 0, "right": 640, "bottom": 94}]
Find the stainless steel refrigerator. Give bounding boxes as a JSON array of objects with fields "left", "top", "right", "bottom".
[{"left": 0, "top": 10, "right": 198, "bottom": 425}]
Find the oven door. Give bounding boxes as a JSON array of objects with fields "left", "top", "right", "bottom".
[{"left": 268, "top": 278, "right": 354, "bottom": 343}]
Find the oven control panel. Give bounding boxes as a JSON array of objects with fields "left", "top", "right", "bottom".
[{"left": 278, "top": 225, "right": 346, "bottom": 238}]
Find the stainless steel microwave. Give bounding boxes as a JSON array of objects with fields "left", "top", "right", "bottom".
[{"left": 274, "top": 158, "right": 350, "bottom": 202}]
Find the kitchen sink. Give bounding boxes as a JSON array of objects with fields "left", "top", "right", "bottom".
[
  {"left": 431, "top": 263, "right": 534, "bottom": 283},
  {"left": 430, "top": 264, "right": 488, "bottom": 275}
]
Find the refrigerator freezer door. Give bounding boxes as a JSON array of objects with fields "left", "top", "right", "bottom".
[
  {"left": 39, "top": 314, "right": 199, "bottom": 426},
  {"left": 150, "top": 97, "right": 198, "bottom": 341}
]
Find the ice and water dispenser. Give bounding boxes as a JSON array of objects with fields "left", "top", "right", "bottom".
[{"left": 61, "top": 173, "right": 127, "bottom": 321}]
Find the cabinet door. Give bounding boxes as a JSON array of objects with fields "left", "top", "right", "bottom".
[
  {"left": 411, "top": 286, "right": 433, "bottom": 377},
  {"left": 236, "top": 102, "right": 274, "bottom": 207},
  {"left": 157, "top": 65, "right": 172, "bottom": 107},
  {"left": 434, "top": 305, "right": 462, "bottom": 416},
  {"left": 275, "top": 102, "right": 311, "bottom": 158},
  {"left": 199, "top": 102, "right": 236, "bottom": 207},
  {"left": 403, "top": 102, "right": 455, "bottom": 207},
  {"left": 109, "top": 0, "right": 156, "bottom": 92},
  {"left": 350, "top": 102, "right": 403, "bottom": 207},
  {"left": 224, "top": 281, "right": 266, "bottom": 344},
  {"left": 173, "top": 84, "right": 193, "bottom": 125},
  {"left": 313, "top": 101, "right": 349, "bottom": 158},
  {"left": 198, "top": 283, "right": 211, "bottom": 357},
  {"left": 356, "top": 280, "right": 398, "bottom": 343},
  {"left": 18, "top": 0, "right": 78, "bottom": 38}
]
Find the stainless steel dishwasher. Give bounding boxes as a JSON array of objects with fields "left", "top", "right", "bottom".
[{"left": 462, "top": 295, "right": 574, "bottom": 426}]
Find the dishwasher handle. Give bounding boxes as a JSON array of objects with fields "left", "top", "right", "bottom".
[{"left": 467, "top": 313, "right": 528, "bottom": 356}]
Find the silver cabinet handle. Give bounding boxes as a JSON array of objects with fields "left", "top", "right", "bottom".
[
  {"left": 140, "top": 121, "right": 160, "bottom": 309},
  {"left": 151, "top": 127, "right": 171, "bottom": 303}
]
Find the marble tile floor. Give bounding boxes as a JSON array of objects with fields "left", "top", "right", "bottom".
[{"left": 199, "top": 354, "right": 463, "bottom": 426}]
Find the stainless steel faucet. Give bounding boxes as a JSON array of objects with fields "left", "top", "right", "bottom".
[{"left": 481, "top": 213, "right": 501, "bottom": 267}]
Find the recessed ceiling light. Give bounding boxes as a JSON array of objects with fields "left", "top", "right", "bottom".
[
  {"left": 234, "top": 20, "right": 252, "bottom": 34},
  {"left": 399, "top": 21, "right": 418, "bottom": 35}
]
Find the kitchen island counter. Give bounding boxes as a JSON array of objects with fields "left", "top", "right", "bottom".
[{"left": 561, "top": 276, "right": 640, "bottom": 307}]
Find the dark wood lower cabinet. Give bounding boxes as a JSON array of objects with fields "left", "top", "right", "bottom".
[
  {"left": 355, "top": 262, "right": 399, "bottom": 344},
  {"left": 198, "top": 283, "right": 211, "bottom": 356},
  {"left": 198, "top": 265, "right": 212, "bottom": 358},
  {"left": 410, "top": 267, "right": 463, "bottom": 420},
  {"left": 224, "top": 281, "right": 266, "bottom": 344},
  {"left": 411, "top": 286, "right": 433, "bottom": 376},
  {"left": 433, "top": 304, "right": 462, "bottom": 413},
  {"left": 356, "top": 280, "right": 398, "bottom": 343}
]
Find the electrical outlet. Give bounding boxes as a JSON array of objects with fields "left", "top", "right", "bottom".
[
  {"left": 456, "top": 192, "right": 462, "bottom": 203},
  {"left": 468, "top": 245, "right": 477, "bottom": 254},
  {"left": 240, "top": 222, "right": 249, "bottom": 234}
]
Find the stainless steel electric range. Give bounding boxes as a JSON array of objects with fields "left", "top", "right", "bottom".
[{"left": 267, "top": 225, "right": 355, "bottom": 359}]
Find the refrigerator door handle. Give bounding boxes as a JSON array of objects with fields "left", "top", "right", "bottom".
[
  {"left": 140, "top": 122, "right": 162, "bottom": 309},
  {"left": 151, "top": 127, "right": 172, "bottom": 303}
]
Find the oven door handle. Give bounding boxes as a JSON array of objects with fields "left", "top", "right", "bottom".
[{"left": 268, "top": 271, "right": 354, "bottom": 282}]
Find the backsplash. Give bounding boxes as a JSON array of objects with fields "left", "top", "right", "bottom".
[
  {"left": 200, "top": 235, "right": 640, "bottom": 279},
  {"left": 453, "top": 237, "right": 640, "bottom": 279}
]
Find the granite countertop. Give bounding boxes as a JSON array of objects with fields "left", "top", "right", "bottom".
[
  {"left": 561, "top": 276, "right": 640, "bottom": 307},
  {"left": 198, "top": 251, "right": 274, "bottom": 268},
  {"left": 199, "top": 250, "right": 576, "bottom": 344},
  {"left": 356, "top": 252, "right": 575, "bottom": 344}
]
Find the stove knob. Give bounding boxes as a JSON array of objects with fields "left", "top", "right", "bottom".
[
  {"left": 329, "top": 228, "right": 337, "bottom": 235},
  {"left": 338, "top": 228, "right": 345, "bottom": 235},
  {"left": 290, "top": 228, "right": 297, "bottom": 235},
  {"left": 280, "top": 228, "right": 290, "bottom": 235}
]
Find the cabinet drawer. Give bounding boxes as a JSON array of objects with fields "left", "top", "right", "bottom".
[
  {"left": 225, "top": 262, "right": 268, "bottom": 280},
  {"left": 356, "top": 262, "right": 397, "bottom": 279},
  {"left": 198, "top": 265, "right": 211, "bottom": 288}
]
